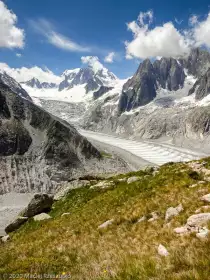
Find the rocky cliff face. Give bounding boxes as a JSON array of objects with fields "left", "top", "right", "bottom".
[
  {"left": 24, "top": 78, "right": 57, "bottom": 90},
  {"left": 119, "top": 57, "right": 186, "bottom": 113},
  {"left": 119, "top": 60, "right": 157, "bottom": 113},
  {"left": 188, "top": 68, "right": 210, "bottom": 100},
  {"left": 0, "top": 72, "right": 32, "bottom": 101},
  {"left": 0, "top": 80, "right": 104, "bottom": 194},
  {"left": 179, "top": 48, "right": 210, "bottom": 77},
  {"left": 93, "top": 86, "right": 114, "bottom": 100},
  {"left": 153, "top": 58, "right": 185, "bottom": 91}
]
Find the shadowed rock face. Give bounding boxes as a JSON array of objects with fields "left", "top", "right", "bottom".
[
  {"left": 179, "top": 48, "right": 210, "bottom": 77},
  {"left": 0, "top": 81, "right": 101, "bottom": 194},
  {"left": 119, "top": 59, "right": 157, "bottom": 112},
  {"left": 93, "top": 86, "right": 114, "bottom": 100},
  {"left": 188, "top": 68, "right": 210, "bottom": 100},
  {"left": 24, "top": 78, "right": 57, "bottom": 90},
  {"left": 118, "top": 57, "right": 186, "bottom": 113},
  {"left": 154, "top": 58, "right": 185, "bottom": 91},
  {"left": 117, "top": 49, "right": 210, "bottom": 113}
]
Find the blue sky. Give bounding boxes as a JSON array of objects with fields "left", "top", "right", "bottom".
[{"left": 0, "top": 0, "right": 210, "bottom": 78}]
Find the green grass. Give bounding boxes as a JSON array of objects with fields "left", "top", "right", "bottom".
[
  {"left": 1, "top": 159, "right": 210, "bottom": 279},
  {"left": 100, "top": 151, "right": 113, "bottom": 158}
]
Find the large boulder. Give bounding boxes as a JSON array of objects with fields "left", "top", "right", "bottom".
[
  {"left": 187, "top": 213, "right": 210, "bottom": 227},
  {"left": 20, "top": 194, "right": 54, "bottom": 218},
  {"left": 5, "top": 216, "right": 28, "bottom": 234}
]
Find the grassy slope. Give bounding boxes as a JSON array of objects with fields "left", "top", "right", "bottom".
[{"left": 1, "top": 159, "right": 210, "bottom": 279}]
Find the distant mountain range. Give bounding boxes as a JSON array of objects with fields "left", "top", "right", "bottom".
[
  {"left": 20, "top": 62, "right": 117, "bottom": 95},
  {"left": 2, "top": 48, "right": 210, "bottom": 153}
]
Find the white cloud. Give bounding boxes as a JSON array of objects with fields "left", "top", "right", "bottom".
[
  {"left": 0, "top": 62, "right": 62, "bottom": 83},
  {"left": 16, "top": 53, "right": 22, "bottom": 57},
  {"left": 189, "top": 15, "right": 198, "bottom": 26},
  {"left": 81, "top": 56, "right": 104, "bottom": 72},
  {"left": 125, "top": 10, "right": 190, "bottom": 59},
  {"left": 104, "top": 52, "right": 115, "bottom": 63},
  {"left": 0, "top": 1, "right": 24, "bottom": 48},
  {"left": 192, "top": 13, "right": 210, "bottom": 48},
  {"left": 30, "top": 19, "right": 90, "bottom": 52},
  {"left": 138, "top": 10, "right": 153, "bottom": 26}
]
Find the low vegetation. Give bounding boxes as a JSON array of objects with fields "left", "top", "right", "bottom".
[{"left": 1, "top": 158, "right": 210, "bottom": 279}]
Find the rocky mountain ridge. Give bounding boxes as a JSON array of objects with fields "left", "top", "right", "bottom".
[
  {"left": 0, "top": 78, "right": 129, "bottom": 195},
  {"left": 80, "top": 48, "right": 210, "bottom": 149},
  {"left": 22, "top": 64, "right": 117, "bottom": 94}
]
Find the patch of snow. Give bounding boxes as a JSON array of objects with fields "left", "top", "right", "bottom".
[
  {"left": 22, "top": 84, "right": 90, "bottom": 103},
  {"left": 62, "top": 68, "right": 80, "bottom": 76}
]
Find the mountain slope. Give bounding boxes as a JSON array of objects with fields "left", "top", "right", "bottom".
[
  {"left": 2, "top": 159, "right": 210, "bottom": 279},
  {"left": 0, "top": 71, "right": 32, "bottom": 101},
  {"left": 0, "top": 79, "right": 120, "bottom": 194}
]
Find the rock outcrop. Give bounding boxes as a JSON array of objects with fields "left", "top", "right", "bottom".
[
  {"left": 93, "top": 86, "right": 114, "bottom": 100},
  {"left": 20, "top": 194, "right": 53, "bottom": 218},
  {"left": 188, "top": 68, "right": 210, "bottom": 100},
  {"left": 179, "top": 47, "right": 210, "bottom": 77},
  {"left": 118, "top": 57, "right": 185, "bottom": 113},
  {"left": 119, "top": 59, "right": 157, "bottom": 113}
]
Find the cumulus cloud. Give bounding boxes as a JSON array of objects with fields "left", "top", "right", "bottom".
[
  {"left": 192, "top": 13, "right": 210, "bottom": 48},
  {"left": 81, "top": 56, "right": 104, "bottom": 72},
  {"left": 30, "top": 19, "right": 90, "bottom": 52},
  {"left": 0, "top": 1, "right": 24, "bottom": 48},
  {"left": 125, "top": 11, "right": 190, "bottom": 59},
  {"left": 16, "top": 53, "right": 22, "bottom": 57},
  {"left": 0, "top": 62, "right": 61, "bottom": 83},
  {"left": 104, "top": 52, "right": 115, "bottom": 63}
]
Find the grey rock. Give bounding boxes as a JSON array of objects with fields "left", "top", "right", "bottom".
[
  {"left": 137, "top": 216, "right": 146, "bottom": 223},
  {"left": 98, "top": 219, "right": 114, "bottom": 229},
  {"left": 158, "top": 244, "right": 169, "bottom": 257},
  {"left": 5, "top": 216, "right": 28, "bottom": 233},
  {"left": 93, "top": 86, "right": 114, "bottom": 100},
  {"left": 174, "top": 226, "right": 190, "bottom": 234},
  {"left": 1, "top": 235, "right": 10, "bottom": 242},
  {"left": 201, "top": 193, "right": 210, "bottom": 203},
  {"left": 20, "top": 194, "right": 53, "bottom": 218},
  {"left": 148, "top": 212, "right": 159, "bottom": 222},
  {"left": 196, "top": 227, "right": 209, "bottom": 239},
  {"left": 165, "top": 204, "right": 183, "bottom": 221},
  {"left": 54, "top": 180, "right": 90, "bottom": 200},
  {"left": 187, "top": 213, "right": 210, "bottom": 227},
  {"left": 61, "top": 212, "right": 71, "bottom": 217},
  {"left": 90, "top": 181, "right": 115, "bottom": 190},
  {"left": 188, "top": 68, "right": 210, "bottom": 100},
  {"left": 33, "top": 213, "right": 51, "bottom": 221},
  {"left": 127, "top": 176, "right": 141, "bottom": 184}
]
